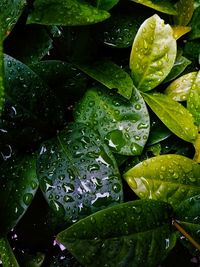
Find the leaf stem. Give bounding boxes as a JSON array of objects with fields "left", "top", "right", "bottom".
[
  {"left": 173, "top": 220, "right": 200, "bottom": 251},
  {"left": 0, "top": 236, "right": 19, "bottom": 267},
  {"left": 193, "top": 131, "right": 200, "bottom": 163}
]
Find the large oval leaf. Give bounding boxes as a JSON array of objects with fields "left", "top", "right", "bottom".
[
  {"left": 130, "top": 14, "right": 177, "bottom": 92},
  {"left": 57, "top": 199, "right": 176, "bottom": 267},
  {"left": 27, "top": 0, "right": 110, "bottom": 26},
  {"left": 37, "top": 122, "right": 123, "bottom": 225},
  {"left": 124, "top": 155, "right": 200, "bottom": 209},
  {"left": 0, "top": 154, "right": 39, "bottom": 235},
  {"left": 74, "top": 86, "right": 150, "bottom": 155},
  {"left": 77, "top": 60, "right": 133, "bottom": 99},
  {"left": 143, "top": 93, "right": 198, "bottom": 143},
  {"left": 174, "top": 0, "right": 194, "bottom": 26},
  {"left": 188, "top": 6, "right": 200, "bottom": 40}
]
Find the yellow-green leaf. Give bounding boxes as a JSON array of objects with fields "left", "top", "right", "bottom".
[
  {"left": 172, "top": 26, "right": 191, "bottom": 40},
  {"left": 174, "top": 0, "right": 194, "bottom": 26}
]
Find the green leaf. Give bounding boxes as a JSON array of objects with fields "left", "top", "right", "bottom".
[
  {"left": 188, "top": 6, "right": 200, "bottom": 40},
  {"left": 77, "top": 60, "right": 133, "bottom": 99},
  {"left": 57, "top": 199, "right": 176, "bottom": 267},
  {"left": 163, "top": 56, "right": 191, "bottom": 83},
  {"left": 74, "top": 86, "right": 150, "bottom": 155},
  {"left": 87, "top": 0, "right": 119, "bottom": 10},
  {"left": 0, "top": 38, "right": 4, "bottom": 114},
  {"left": 27, "top": 0, "right": 110, "bottom": 26},
  {"left": 0, "top": 237, "right": 19, "bottom": 267},
  {"left": 165, "top": 72, "right": 197, "bottom": 101},
  {"left": 124, "top": 154, "right": 200, "bottom": 209},
  {"left": 143, "top": 93, "right": 198, "bottom": 143},
  {"left": 0, "top": 0, "right": 26, "bottom": 39},
  {"left": 187, "top": 71, "right": 200, "bottom": 125},
  {"left": 129, "top": 0, "right": 177, "bottom": 15},
  {"left": 37, "top": 122, "right": 123, "bottom": 225},
  {"left": 0, "top": 154, "right": 39, "bottom": 234},
  {"left": 174, "top": 0, "right": 194, "bottom": 26},
  {"left": 130, "top": 14, "right": 177, "bottom": 92}
]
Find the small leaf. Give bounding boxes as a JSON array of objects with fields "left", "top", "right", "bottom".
[
  {"left": 0, "top": 154, "right": 39, "bottom": 234},
  {"left": 165, "top": 72, "right": 198, "bottom": 101},
  {"left": 37, "top": 122, "right": 123, "bottom": 225},
  {"left": 172, "top": 26, "right": 191, "bottom": 40},
  {"left": 77, "top": 60, "right": 133, "bottom": 99},
  {"left": 74, "top": 86, "right": 150, "bottom": 155},
  {"left": 27, "top": 0, "right": 110, "bottom": 26},
  {"left": 124, "top": 154, "right": 200, "bottom": 209},
  {"left": 174, "top": 0, "right": 194, "bottom": 26},
  {"left": 187, "top": 71, "right": 200, "bottom": 125},
  {"left": 129, "top": 0, "right": 177, "bottom": 15},
  {"left": 57, "top": 199, "right": 176, "bottom": 267},
  {"left": 188, "top": 6, "right": 200, "bottom": 40},
  {"left": 130, "top": 14, "right": 177, "bottom": 92},
  {"left": 143, "top": 93, "right": 198, "bottom": 143}
]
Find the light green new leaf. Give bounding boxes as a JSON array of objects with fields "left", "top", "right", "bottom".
[
  {"left": 143, "top": 93, "right": 198, "bottom": 143},
  {"left": 57, "top": 199, "right": 176, "bottom": 267},
  {"left": 77, "top": 60, "right": 133, "bottom": 99},
  {"left": 174, "top": 0, "right": 194, "bottom": 26},
  {"left": 130, "top": 0, "right": 177, "bottom": 15},
  {"left": 165, "top": 72, "right": 197, "bottom": 101},
  {"left": 124, "top": 154, "right": 200, "bottom": 209},
  {"left": 27, "top": 0, "right": 110, "bottom": 26},
  {"left": 130, "top": 14, "right": 177, "bottom": 92},
  {"left": 187, "top": 71, "right": 200, "bottom": 125}
]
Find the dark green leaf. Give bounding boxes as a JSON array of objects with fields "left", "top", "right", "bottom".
[
  {"left": 124, "top": 154, "right": 200, "bottom": 209},
  {"left": 129, "top": 0, "right": 177, "bottom": 15},
  {"left": 57, "top": 199, "right": 176, "bottom": 267},
  {"left": 0, "top": 237, "right": 19, "bottom": 267},
  {"left": 183, "top": 40, "right": 200, "bottom": 63},
  {"left": 87, "top": 0, "right": 119, "bottom": 10},
  {"left": 188, "top": 6, "right": 200, "bottom": 40},
  {"left": 74, "top": 86, "right": 150, "bottom": 155},
  {"left": 130, "top": 14, "right": 177, "bottom": 92},
  {"left": 77, "top": 60, "right": 133, "bottom": 99},
  {"left": 174, "top": 0, "right": 194, "bottom": 26},
  {"left": 37, "top": 122, "right": 123, "bottom": 225},
  {"left": 0, "top": 38, "right": 4, "bottom": 114},
  {"left": 27, "top": 0, "right": 110, "bottom": 26},
  {"left": 143, "top": 93, "right": 198, "bottom": 143},
  {"left": 0, "top": 154, "right": 39, "bottom": 234}
]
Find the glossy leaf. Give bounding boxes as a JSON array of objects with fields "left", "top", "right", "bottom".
[
  {"left": 57, "top": 199, "right": 176, "bottom": 267},
  {"left": 87, "top": 0, "right": 119, "bottom": 10},
  {"left": 174, "top": 0, "right": 194, "bottom": 26},
  {"left": 77, "top": 60, "right": 133, "bottom": 99},
  {"left": 172, "top": 26, "right": 191, "bottom": 40},
  {"left": 0, "top": 154, "right": 39, "bottom": 234},
  {"left": 129, "top": 0, "right": 177, "bottom": 15},
  {"left": 74, "top": 86, "right": 150, "bottom": 155},
  {"left": 27, "top": 0, "right": 110, "bottom": 26},
  {"left": 188, "top": 6, "right": 200, "bottom": 40},
  {"left": 143, "top": 93, "right": 198, "bottom": 143},
  {"left": 0, "top": 0, "right": 26, "bottom": 39},
  {"left": 183, "top": 40, "right": 200, "bottom": 63},
  {"left": 124, "top": 154, "right": 200, "bottom": 209},
  {"left": 37, "top": 122, "right": 123, "bottom": 225},
  {"left": 130, "top": 14, "right": 177, "bottom": 92},
  {"left": 0, "top": 237, "right": 19, "bottom": 267},
  {"left": 165, "top": 72, "right": 197, "bottom": 101},
  {"left": 163, "top": 56, "right": 191, "bottom": 83}
]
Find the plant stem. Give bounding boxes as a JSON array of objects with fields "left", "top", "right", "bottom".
[
  {"left": 193, "top": 130, "right": 200, "bottom": 163},
  {"left": 0, "top": 236, "right": 19, "bottom": 267},
  {"left": 173, "top": 220, "right": 200, "bottom": 251}
]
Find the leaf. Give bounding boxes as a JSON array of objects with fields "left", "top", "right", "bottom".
[
  {"left": 27, "top": 0, "right": 110, "bottom": 26},
  {"left": 165, "top": 72, "right": 197, "bottom": 101},
  {"left": 87, "top": 0, "right": 119, "bottom": 10},
  {"left": 174, "top": 0, "right": 194, "bottom": 26},
  {"left": 77, "top": 60, "right": 133, "bottom": 99},
  {"left": 124, "top": 154, "right": 200, "bottom": 209},
  {"left": 0, "top": 0, "right": 26, "bottom": 39},
  {"left": 183, "top": 40, "right": 200, "bottom": 63},
  {"left": 143, "top": 93, "right": 198, "bottom": 143},
  {"left": 187, "top": 71, "right": 200, "bottom": 125},
  {"left": 0, "top": 38, "right": 4, "bottom": 114},
  {"left": 0, "top": 237, "right": 19, "bottom": 267},
  {"left": 74, "top": 86, "right": 150, "bottom": 155},
  {"left": 0, "top": 154, "right": 39, "bottom": 235},
  {"left": 172, "top": 26, "right": 191, "bottom": 40},
  {"left": 188, "top": 6, "right": 200, "bottom": 40},
  {"left": 130, "top": 14, "right": 177, "bottom": 92},
  {"left": 57, "top": 199, "right": 176, "bottom": 267},
  {"left": 37, "top": 122, "right": 123, "bottom": 225},
  {"left": 129, "top": 0, "right": 177, "bottom": 15}
]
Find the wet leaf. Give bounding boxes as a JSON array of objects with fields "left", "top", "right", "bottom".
[
  {"left": 27, "top": 0, "right": 110, "bottom": 26},
  {"left": 37, "top": 122, "right": 123, "bottom": 225},
  {"left": 87, "top": 0, "right": 119, "bottom": 10},
  {"left": 124, "top": 154, "right": 200, "bottom": 209},
  {"left": 74, "top": 86, "right": 150, "bottom": 155},
  {"left": 129, "top": 0, "right": 177, "bottom": 15},
  {"left": 0, "top": 237, "right": 19, "bottom": 267},
  {"left": 174, "top": 0, "right": 194, "bottom": 26},
  {"left": 0, "top": 37, "right": 4, "bottom": 114},
  {"left": 57, "top": 199, "right": 176, "bottom": 267},
  {"left": 188, "top": 6, "right": 200, "bottom": 40},
  {"left": 143, "top": 93, "right": 198, "bottom": 143},
  {"left": 0, "top": 154, "right": 39, "bottom": 235},
  {"left": 130, "top": 14, "right": 177, "bottom": 92},
  {"left": 172, "top": 26, "right": 191, "bottom": 40},
  {"left": 165, "top": 72, "right": 197, "bottom": 101},
  {"left": 77, "top": 60, "right": 133, "bottom": 99}
]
